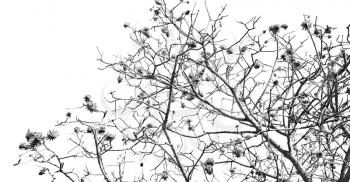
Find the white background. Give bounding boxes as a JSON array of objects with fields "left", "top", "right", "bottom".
[{"left": 1, "top": 0, "right": 350, "bottom": 181}]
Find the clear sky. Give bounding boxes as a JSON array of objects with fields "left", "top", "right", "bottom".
[{"left": 1, "top": 0, "right": 350, "bottom": 181}]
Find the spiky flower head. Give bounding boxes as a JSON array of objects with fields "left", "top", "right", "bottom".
[
  {"left": 25, "top": 130, "right": 44, "bottom": 149},
  {"left": 141, "top": 27, "right": 151, "bottom": 38},
  {"left": 313, "top": 28, "right": 320, "bottom": 36},
  {"left": 87, "top": 127, "right": 93, "bottom": 133},
  {"left": 83, "top": 95, "right": 91, "bottom": 102},
  {"left": 46, "top": 130, "right": 59, "bottom": 140},
  {"left": 98, "top": 126, "right": 106, "bottom": 134},
  {"left": 25, "top": 130, "right": 36, "bottom": 142},
  {"left": 281, "top": 24, "right": 288, "bottom": 29},
  {"left": 229, "top": 167, "right": 235, "bottom": 175},
  {"left": 233, "top": 148, "right": 243, "bottom": 158},
  {"left": 104, "top": 132, "right": 116, "bottom": 142},
  {"left": 226, "top": 48, "right": 233, "bottom": 54},
  {"left": 153, "top": 9, "right": 160, "bottom": 16},
  {"left": 187, "top": 41, "right": 196, "bottom": 48},
  {"left": 74, "top": 127, "right": 81, "bottom": 134},
  {"left": 204, "top": 158, "right": 215, "bottom": 166},
  {"left": 83, "top": 95, "right": 97, "bottom": 113},
  {"left": 146, "top": 123, "right": 153, "bottom": 128},
  {"left": 285, "top": 48, "right": 293, "bottom": 55},
  {"left": 240, "top": 46, "right": 248, "bottom": 53},
  {"left": 269, "top": 24, "right": 280, "bottom": 35},
  {"left": 117, "top": 76, "right": 123, "bottom": 83},
  {"left": 325, "top": 25, "right": 332, "bottom": 34},
  {"left": 161, "top": 171, "right": 168, "bottom": 180},
  {"left": 123, "top": 22, "right": 130, "bottom": 28},
  {"left": 38, "top": 168, "right": 47, "bottom": 175},
  {"left": 301, "top": 20, "right": 311, "bottom": 30},
  {"left": 161, "top": 26, "right": 170, "bottom": 37},
  {"left": 19, "top": 142, "right": 30, "bottom": 150},
  {"left": 293, "top": 61, "right": 301, "bottom": 69},
  {"left": 254, "top": 62, "right": 260, "bottom": 69},
  {"left": 66, "top": 112, "right": 71, "bottom": 118},
  {"left": 28, "top": 132, "right": 43, "bottom": 149}
]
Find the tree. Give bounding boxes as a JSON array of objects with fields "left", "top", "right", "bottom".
[{"left": 15, "top": 0, "right": 350, "bottom": 181}]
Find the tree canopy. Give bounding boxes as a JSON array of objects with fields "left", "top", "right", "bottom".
[{"left": 15, "top": 0, "right": 350, "bottom": 181}]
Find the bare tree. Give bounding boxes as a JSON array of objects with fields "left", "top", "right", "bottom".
[{"left": 15, "top": 0, "right": 350, "bottom": 181}]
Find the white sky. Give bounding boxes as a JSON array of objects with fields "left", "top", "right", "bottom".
[{"left": 1, "top": 0, "right": 350, "bottom": 181}]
